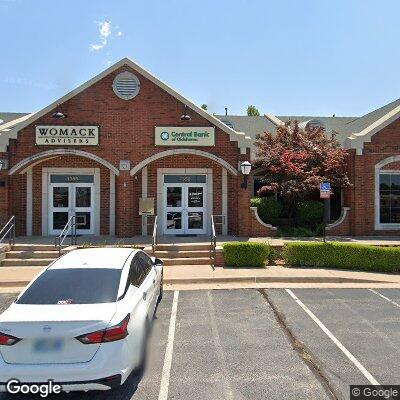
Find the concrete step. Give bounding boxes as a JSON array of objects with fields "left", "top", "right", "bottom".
[
  {"left": 155, "top": 250, "right": 211, "bottom": 259},
  {"left": 163, "top": 257, "right": 211, "bottom": 266},
  {"left": 155, "top": 243, "right": 212, "bottom": 251},
  {"left": 1, "top": 258, "right": 55, "bottom": 267},
  {"left": 6, "top": 251, "right": 59, "bottom": 259},
  {"left": 12, "top": 244, "right": 56, "bottom": 252}
]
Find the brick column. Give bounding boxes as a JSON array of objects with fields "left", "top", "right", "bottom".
[
  {"left": 115, "top": 171, "right": 134, "bottom": 237},
  {"left": 0, "top": 170, "right": 8, "bottom": 225}
]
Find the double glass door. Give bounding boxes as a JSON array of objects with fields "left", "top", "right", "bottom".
[
  {"left": 164, "top": 175, "right": 207, "bottom": 235},
  {"left": 49, "top": 175, "right": 94, "bottom": 235}
]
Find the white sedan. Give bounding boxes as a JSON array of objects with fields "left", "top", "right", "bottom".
[{"left": 0, "top": 247, "right": 163, "bottom": 392}]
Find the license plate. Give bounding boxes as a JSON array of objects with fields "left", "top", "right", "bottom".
[{"left": 33, "top": 339, "right": 64, "bottom": 353}]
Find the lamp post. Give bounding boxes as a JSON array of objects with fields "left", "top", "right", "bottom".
[{"left": 240, "top": 161, "right": 252, "bottom": 189}]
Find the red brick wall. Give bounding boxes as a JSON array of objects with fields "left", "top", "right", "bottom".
[
  {"left": 340, "top": 118, "right": 400, "bottom": 236},
  {"left": 6, "top": 64, "right": 245, "bottom": 236}
]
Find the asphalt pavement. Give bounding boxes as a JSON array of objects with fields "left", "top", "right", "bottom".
[{"left": 0, "top": 288, "right": 399, "bottom": 399}]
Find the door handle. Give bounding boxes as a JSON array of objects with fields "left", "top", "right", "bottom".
[
  {"left": 143, "top": 292, "right": 147, "bottom": 301},
  {"left": 153, "top": 279, "right": 156, "bottom": 284}
]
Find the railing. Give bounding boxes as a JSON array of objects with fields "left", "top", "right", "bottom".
[
  {"left": 55, "top": 215, "right": 77, "bottom": 256},
  {"left": 0, "top": 216, "right": 15, "bottom": 245},
  {"left": 152, "top": 215, "right": 158, "bottom": 255},
  {"left": 210, "top": 215, "right": 226, "bottom": 268}
]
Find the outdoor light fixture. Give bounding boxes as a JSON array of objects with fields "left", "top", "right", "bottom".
[
  {"left": 240, "top": 161, "right": 252, "bottom": 189},
  {"left": 180, "top": 105, "right": 191, "bottom": 121},
  {"left": 52, "top": 104, "right": 67, "bottom": 119}
]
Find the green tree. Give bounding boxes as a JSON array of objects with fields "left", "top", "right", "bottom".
[
  {"left": 201, "top": 104, "right": 208, "bottom": 111},
  {"left": 247, "top": 105, "right": 260, "bottom": 116}
]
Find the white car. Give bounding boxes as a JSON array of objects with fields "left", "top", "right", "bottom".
[{"left": 0, "top": 247, "right": 163, "bottom": 392}]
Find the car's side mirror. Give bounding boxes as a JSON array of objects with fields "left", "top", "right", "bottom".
[{"left": 154, "top": 258, "right": 163, "bottom": 267}]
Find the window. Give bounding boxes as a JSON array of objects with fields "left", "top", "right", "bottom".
[
  {"left": 379, "top": 173, "right": 400, "bottom": 224},
  {"left": 136, "top": 252, "right": 153, "bottom": 275},
  {"left": 129, "top": 252, "right": 152, "bottom": 287},
  {"left": 17, "top": 268, "right": 122, "bottom": 304}
]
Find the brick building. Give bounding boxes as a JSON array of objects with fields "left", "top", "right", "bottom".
[{"left": 1, "top": 57, "right": 400, "bottom": 237}]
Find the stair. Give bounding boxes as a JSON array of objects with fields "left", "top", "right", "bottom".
[
  {"left": 0, "top": 244, "right": 59, "bottom": 268},
  {"left": 154, "top": 243, "right": 213, "bottom": 267}
]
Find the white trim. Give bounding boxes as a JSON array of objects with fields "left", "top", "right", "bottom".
[
  {"left": 9, "top": 149, "right": 119, "bottom": 176},
  {"left": 141, "top": 167, "right": 148, "bottom": 236},
  {"left": 325, "top": 207, "right": 350, "bottom": 231},
  {"left": 222, "top": 168, "right": 228, "bottom": 235},
  {"left": 26, "top": 169, "right": 32, "bottom": 236},
  {"left": 250, "top": 207, "right": 278, "bottom": 230},
  {"left": 42, "top": 167, "right": 101, "bottom": 235},
  {"left": 157, "top": 168, "right": 213, "bottom": 235},
  {"left": 374, "top": 157, "right": 400, "bottom": 230},
  {"left": 130, "top": 149, "right": 238, "bottom": 176},
  {"left": 264, "top": 114, "right": 285, "bottom": 126},
  {"left": 12, "top": 57, "right": 251, "bottom": 152},
  {"left": 345, "top": 104, "right": 400, "bottom": 152},
  {"left": 109, "top": 171, "right": 116, "bottom": 235}
]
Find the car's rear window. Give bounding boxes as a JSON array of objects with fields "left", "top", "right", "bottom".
[{"left": 16, "top": 268, "right": 122, "bottom": 305}]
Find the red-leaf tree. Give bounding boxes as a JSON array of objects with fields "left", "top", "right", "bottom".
[{"left": 254, "top": 121, "right": 351, "bottom": 217}]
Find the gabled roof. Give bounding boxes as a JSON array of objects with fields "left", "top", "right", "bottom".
[
  {"left": 0, "top": 112, "right": 29, "bottom": 125},
  {"left": 215, "top": 114, "right": 355, "bottom": 144},
  {"left": 5, "top": 57, "right": 251, "bottom": 153}
]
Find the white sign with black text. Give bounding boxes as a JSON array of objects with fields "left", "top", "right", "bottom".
[{"left": 35, "top": 126, "right": 99, "bottom": 146}]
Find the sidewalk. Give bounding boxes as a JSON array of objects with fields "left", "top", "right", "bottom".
[{"left": 1, "top": 264, "right": 400, "bottom": 294}]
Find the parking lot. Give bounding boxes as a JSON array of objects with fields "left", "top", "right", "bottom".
[{"left": 0, "top": 288, "right": 399, "bottom": 400}]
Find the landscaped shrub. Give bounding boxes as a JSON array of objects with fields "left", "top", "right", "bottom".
[
  {"left": 223, "top": 242, "right": 275, "bottom": 268},
  {"left": 295, "top": 201, "right": 324, "bottom": 227},
  {"left": 282, "top": 242, "right": 400, "bottom": 273},
  {"left": 250, "top": 197, "right": 282, "bottom": 225}
]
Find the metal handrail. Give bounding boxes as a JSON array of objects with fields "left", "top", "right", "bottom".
[
  {"left": 152, "top": 215, "right": 158, "bottom": 255},
  {"left": 0, "top": 216, "right": 15, "bottom": 245},
  {"left": 55, "top": 215, "right": 77, "bottom": 256}
]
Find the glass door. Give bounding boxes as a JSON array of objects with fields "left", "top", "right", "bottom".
[
  {"left": 74, "top": 183, "right": 93, "bottom": 234},
  {"left": 163, "top": 177, "right": 207, "bottom": 235},
  {"left": 186, "top": 184, "right": 206, "bottom": 234},
  {"left": 48, "top": 174, "right": 94, "bottom": 235},
  {"left": 49, "top": 186, "right": 70, "bottom": 234},
  {"left": 164, "top": 184, "right": 185, "bottom": 234}
]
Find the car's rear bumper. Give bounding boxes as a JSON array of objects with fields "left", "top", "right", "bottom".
[{"left": 0, "top": 340, "right": 139, "bottom": 392}]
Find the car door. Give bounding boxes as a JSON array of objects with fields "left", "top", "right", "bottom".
[
  {"left": 132, "top": 253, "right": 154, "bottom": 318},
  {"left": 137, "top": 252, "right": 157, "bottom": 313}
]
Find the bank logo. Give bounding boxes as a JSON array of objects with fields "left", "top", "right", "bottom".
[{"left": 161, "top": 131, "right": 169, "bottom": 141}]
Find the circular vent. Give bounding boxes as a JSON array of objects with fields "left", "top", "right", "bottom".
[{"left": 112, "top": 71, "right": 140, "bottom": 100}]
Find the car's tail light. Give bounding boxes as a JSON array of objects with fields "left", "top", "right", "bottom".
[
  {"left": 76, "top": 314, "right": 130, "bottom": 344},
  {"left": 0, "top": 331, "right": 21, "bottom": 346}
]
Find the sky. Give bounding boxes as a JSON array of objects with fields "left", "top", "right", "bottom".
[{"left": 1, "top": 0, "right": 400, "bottom": 117}]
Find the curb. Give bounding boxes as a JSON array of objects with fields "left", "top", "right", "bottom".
[{"left": 163, "top": 276, "right": 392, "bottom": 285}]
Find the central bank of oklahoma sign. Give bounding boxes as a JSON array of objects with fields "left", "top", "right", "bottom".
[
  {"left": 155, "top": 127, "right": 215, "bottom": 147},
  {"left": 35, "top": 126, "right": 99, "bottom": 146}
]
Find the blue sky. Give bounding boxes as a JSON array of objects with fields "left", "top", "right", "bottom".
[{"left": 1, "top": 0, "right": 399, "bottom": 117}]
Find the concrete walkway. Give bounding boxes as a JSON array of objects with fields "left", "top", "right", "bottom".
[
  {"left": 1, "top": 264, "right": 400, "bottom": 294},
  {"left": 11, "top": 234, "right": 400, "bottom": 247}
]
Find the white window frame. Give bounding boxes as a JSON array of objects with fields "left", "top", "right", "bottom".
[{"left": 375, "top": 165, "right": 400, "bottom": 230}]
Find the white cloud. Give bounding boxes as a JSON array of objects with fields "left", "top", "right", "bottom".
[
  {"left": 90, "top": 20, "right": 112, "bottom": 51},
  {"left": 89, "top": 21, "right": 122, "bottom": 52}
]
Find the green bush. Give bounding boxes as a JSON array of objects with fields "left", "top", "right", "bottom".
[
  {"left": 250, "top": 197, "right": 282, "bottom": 225},
  {"left": 223, "top": 242, "right": 275, "bottom": 268},
  {"left": 282, "top": 242, "right": 400, "bottom": 273},
  {"left": 295, "top": 201, "right": 324, "bottom": 227}
]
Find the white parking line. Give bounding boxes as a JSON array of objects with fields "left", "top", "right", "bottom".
[
  {"left": 158, "top": 290, "right": 179, "bottom": 400},
  {"left": 285, "top": 289, "right": 380, "bottom": 386},
  {"left": 368, "top": 289, "right": 400, "bottom": 309}
]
